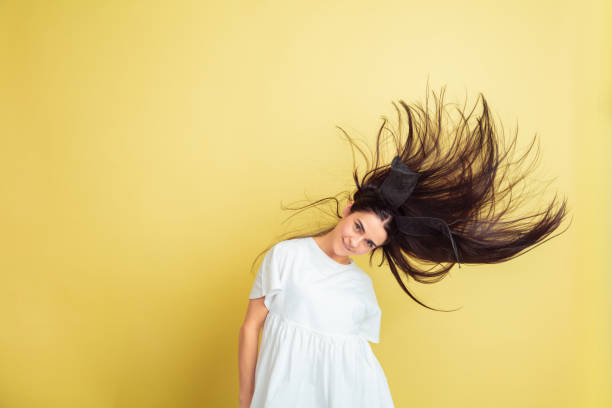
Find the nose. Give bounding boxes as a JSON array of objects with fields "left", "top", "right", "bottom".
[{"left": 349, "top": 237, "right": 362, "bottom": 248}]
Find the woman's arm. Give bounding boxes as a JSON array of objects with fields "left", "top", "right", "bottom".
[{"left": 238, "top": 297, "right": 269, "bottom": 407}]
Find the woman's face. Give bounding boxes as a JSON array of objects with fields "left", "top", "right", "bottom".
[{"left": 333, "top": 201, "right": 390, "bottom": 256}]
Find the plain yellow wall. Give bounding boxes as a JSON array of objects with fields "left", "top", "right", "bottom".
[{"left": 1, "top": 1, "right": 610, "bottom": 407}]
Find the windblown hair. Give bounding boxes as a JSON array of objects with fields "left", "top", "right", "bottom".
[{"left": 252, "top": 85, "right": 570, "bottom": 312}]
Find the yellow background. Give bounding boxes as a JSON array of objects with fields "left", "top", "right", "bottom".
[{"left": 1, "top": 1, "right": 610, "bottom": 407}]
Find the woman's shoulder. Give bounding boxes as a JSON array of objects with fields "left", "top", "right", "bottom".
[
  {"left": 348, "top": 266, "right": 378, "bottom": 295},
  {"left": 355, "top": 269, "right": 376, "bottom": 290},
  {"left": 267, "top": 237, "right": 311, "bottom": 256}
]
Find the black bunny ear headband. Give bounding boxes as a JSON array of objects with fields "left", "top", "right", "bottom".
[{"left": 376, "top": 156, "right": 462, "bottom": 268}]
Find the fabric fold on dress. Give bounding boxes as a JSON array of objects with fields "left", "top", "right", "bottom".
[{"left": 249, "top": 244, "right": 285, "bottom": 311}]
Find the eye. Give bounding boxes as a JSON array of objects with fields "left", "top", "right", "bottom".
[{"left": 355, "top": 223, "right": 376, "bottom": 248}]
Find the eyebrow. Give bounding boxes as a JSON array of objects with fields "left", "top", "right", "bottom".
[{"left": 357, "top": 218, "right": 379, "bottom": 247}]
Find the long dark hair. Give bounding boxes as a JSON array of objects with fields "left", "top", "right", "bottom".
[{"left": 251, "top": 85, "right": 571, "bottom": 312}]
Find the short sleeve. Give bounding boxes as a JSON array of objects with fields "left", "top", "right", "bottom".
[
  {"left": 360, "top": 306, "right": 382, "bottom": 344},
  {"left": 248, "top": 244, "right": 285, "bottom": 311}
]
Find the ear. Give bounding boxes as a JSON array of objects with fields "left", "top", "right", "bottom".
[{"left": 342, "top": 200, "right": 354, "bottom": 217}]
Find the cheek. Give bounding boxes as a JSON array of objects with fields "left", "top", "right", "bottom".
[
  {"left": 340, "top": 223, "right": 353, "bottom": 236},
  {"left": 357, "top": 247, "right": 372, "bottom": 256}
]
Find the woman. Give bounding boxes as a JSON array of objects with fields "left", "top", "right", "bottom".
[{"left": 238, "top": 86, "right": 570, "bottom": 407}]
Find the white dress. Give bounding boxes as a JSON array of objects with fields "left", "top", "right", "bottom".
[{"left": 248, "top": 237, "right": 395, "bottom": 407}]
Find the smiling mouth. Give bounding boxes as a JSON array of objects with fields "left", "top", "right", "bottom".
[{"left": 343, "top": 239, "right": 352, "bottom": 252}]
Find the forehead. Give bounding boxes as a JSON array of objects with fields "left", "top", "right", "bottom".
[{"left": 352, "top": 211, "right": 389, "bottom": 245}]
